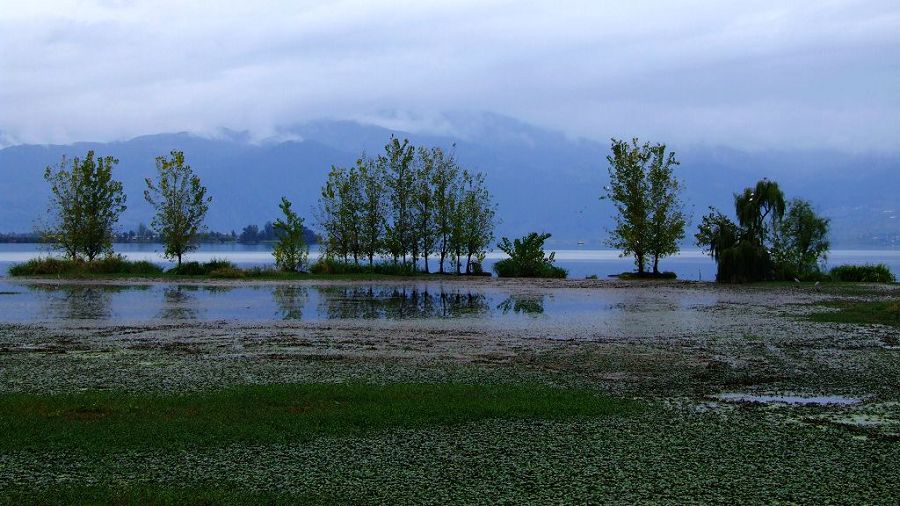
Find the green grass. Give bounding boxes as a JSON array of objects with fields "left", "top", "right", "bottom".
[
  {"left": 0, "top": 383, "right": 635, "bottom": 453},
  {"left": 809, "top": 299, "right": 900, "bottom": 328},
  {"left": 0, "top": 486, "right": 309, "bottom": 506}
]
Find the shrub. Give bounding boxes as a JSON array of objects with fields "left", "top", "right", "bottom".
[
  {"left": 167, "top": 261, "right": 205, "bottom": 276},
  {"left": 8, "top": 257, "right": 71, "bottom": 276},
  {"left": 830, "top": 264, "right": 896, "bottom": 283},
  {"left": 493, "top": 232, "right": 567, "bottom": 278},
  {"left": 9, "top": 255, "right": 163, "bottom": 276},
  {"left": 310, "top": 258, "right": 417, "bottom": 276},
  {"left": 208, "top": 266, "right": 245, "bottom": 279}
]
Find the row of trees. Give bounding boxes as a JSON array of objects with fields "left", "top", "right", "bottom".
[
  {"left": 44, "top": 150, "right": 210, "bottom": 266},
  {"left": 42, "top": 149, "right": 313, "bottom": 271},
  {"left": 317, "top": 137, "right": 496, "bottom": 274}
]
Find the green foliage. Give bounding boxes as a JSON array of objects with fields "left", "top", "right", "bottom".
[
  {"left": 309, "top": 258, "right": 417, "bottom": 276},
  {"left": 715, "top": 241, "right": 772, "bottom": 283},
  {"left": 604, "top": 139, "right": 685, "bottom": 274},
  {"left": 318, "top": 138, "right": 496, "bottom": 274},
  {"left": 829, "top": 264, "right": 896, "bottom": 283},
  {"left": 735, "top": 179, "right": 785, "bottom": 246},
  {"left": 9, "top": 256, "right": 162, "bottom": 276},
  {"left": 773, "top": 199, "right": 830, "bottom": 280},
  {"left": 695, "top": 208, "right": 739, "bottom": 261},
  {"left": 42, "top": 151, "right": 127, "bottom": 261},
  {"left": 697, "top": 180, "right": 829, "bottom": 283},
  {"left": 166, "top": 258, "right": 236, "bottom": 276},
  {"left": 144, "top": 151, "right": 211, "bottom": 266},
  {"left": 272, "top": 197, "right": 309, "bottom": 272},
  {"left": 494, "top": 232, "right": 567, "bottom": 278}
]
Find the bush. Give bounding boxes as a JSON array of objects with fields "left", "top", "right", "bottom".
[
  {"left": 208, "top": 266, "right": 245, "bottom": 279},
  {"left": 310, "top": 258, "right": 417, "bottom": 276},
  {"left": 167, "top": 259, "right": 238, "bottom": 276},
  {"left": 493, "top": 232, "right": 567, "bottom": 278},
  {"left": 8, "top": 257, "right": 71, "bottom": 276},
  {"left": 830, "top": 264, "right": 896, "bottom": 283},
  {"left": 9, "top": 255, "right": 163, "bottom": 276}
]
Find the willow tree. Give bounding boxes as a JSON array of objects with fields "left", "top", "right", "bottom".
[
  {"left": 696, "top": 179, "right": 804, "bottom": 283},
  {"left": 43, "top": 151, "right": 126, "bottom": 261},
  {"left": 144, "top": 151, "right": 211, "bottom": 266}
]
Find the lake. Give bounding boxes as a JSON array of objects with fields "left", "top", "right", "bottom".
[{"left": 0, "top": 243, "right": 898, "bottom": 281}]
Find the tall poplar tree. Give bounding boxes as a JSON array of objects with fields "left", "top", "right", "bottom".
[{"left": 144, "top": 151, "right": 210, "bottom": 267}]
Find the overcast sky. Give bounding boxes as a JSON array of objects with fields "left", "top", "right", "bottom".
[{"left": 1, "top": 0, "right": 898, "bottom": 151}]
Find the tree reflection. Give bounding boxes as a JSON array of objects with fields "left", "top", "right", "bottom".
[
  {"left": 318, "top": 286, "right": 489, "bottom": 319},
  {"left": 30, "top": 283, "right": 125, "bottom": 320},
  {"left": 497, "top": 295, "right": 544, "bottom": 315},
  {"left": 272, "top": 285, "right": 308, "bottom": 320},
  {"left": 158, "top": 286, "right": 198, "bottom": 320}
]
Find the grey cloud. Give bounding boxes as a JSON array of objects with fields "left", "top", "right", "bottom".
[{"left": 1, "top": 0, "right": 898, "bottom": 152}]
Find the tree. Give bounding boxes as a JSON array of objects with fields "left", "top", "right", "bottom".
[
  {"left": 144, "top": 151, "right": 211, "bottom": 266},
  {"left": 431, "top": 147, "right": 460, "bottom": 273},
  {"left": 646, "top": 147, "right": 686, "bottom": 274},
  {"left": 239, "top": 224, "right": 260, "bottom": 243},
  {"left": 461, "top": 171, "right": 496, "bottom": 273},
  {"left": 605, "top": 138, "right": 684, "bottom": 275},
  {"left": 696, "top": 179, "right": 829, "bottom": 283},
  {"left": 413, "top": 146, "right": 437, "bottom": 272},
  {"left": 356, "top": 156, "right": 386, "bottom": 267},
  {"left": 773, "top": 199, "right": 830, "bottom": 279},
  {"left": 272, "top": 197, "right": 309, "bottom": 272},
  {"left": 735, "top": 179, "right": 785, "bottom": 248},
  {"left": 43, "top": 151, "right": 126, "bottom": 261},
  {"left": 382, "top": 137, "right": 415, "bottom": 264},
  {"left": 695, "top": 208, "right": 739, "bottom": 261}
]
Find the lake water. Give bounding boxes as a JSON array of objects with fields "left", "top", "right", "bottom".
[
  {"left": 1, "top": 243, "right": 897, "bottom": 281},
  {"left": 0, "top": 280, "right": 722, "bottom": 323}
]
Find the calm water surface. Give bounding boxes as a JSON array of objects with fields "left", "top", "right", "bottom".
[{"left": 0, "top": 280, "right": 723, "bottom": 323}]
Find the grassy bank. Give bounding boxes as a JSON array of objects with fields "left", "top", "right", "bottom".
[
  {"left": 0, "top": 383, "right": 634, "bottom": 453},
  {"left": 809, "top": 299, "right": 900, "bottom": 328}
]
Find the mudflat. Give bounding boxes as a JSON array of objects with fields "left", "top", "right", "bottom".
[{"left": 0, "top": 278, "right": 897, "bottom": 503}]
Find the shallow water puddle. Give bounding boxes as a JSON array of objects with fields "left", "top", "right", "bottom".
[{"left": 715, "top": 393, "right": 864, "bottom": 406}]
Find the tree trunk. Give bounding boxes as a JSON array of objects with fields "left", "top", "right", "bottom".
[
  {"left": 637, "top": 253, "right": 644, "bottom": 274},
  {"left": 466, "top": 253, "right": 472, "bottom": 274},
  {"left": 653, "top": 255, "right": 659, "bottom": 274},
  {"left": 177, "top": 253, "right": 182, "bottom": 267},
  {"left": 423, "top": 253, "right": 429, "bottom": 273},
  {"left": 439, "top": 252, "right": 446, "bottom": 274}
]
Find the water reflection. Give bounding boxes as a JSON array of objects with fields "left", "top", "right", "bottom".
[
  {"left": 273, "top": 285, "right": 308, "bottom": 320},
  {"left": 497, "top": 295, "right": 545, "bottom": 315},
  {"left": 30, "top": 284, "right": 135, "bottom": 320},
  {"left": 159, "top": 286, "right": 198, "bottom": 320},
  {"left": 318, "top": 286, "right": 489, "bottom": 320}
]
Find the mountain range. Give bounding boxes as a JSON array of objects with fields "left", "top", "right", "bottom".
[{"left": 1, "top": 112, "right": 897, "bottom": 248}]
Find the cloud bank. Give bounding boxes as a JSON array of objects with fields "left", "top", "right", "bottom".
[{"left": 1, "top": 0, "right": 898, "bottom": 151}]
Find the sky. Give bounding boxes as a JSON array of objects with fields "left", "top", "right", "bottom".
[{"left": 1, "top": 0, "right": 898, "bottom": 151}]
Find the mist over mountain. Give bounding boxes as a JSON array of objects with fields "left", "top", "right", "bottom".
[{"left": 1, "top": 112, "right": 897, "bottom": 248}]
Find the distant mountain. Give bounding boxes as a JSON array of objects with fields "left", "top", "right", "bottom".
[{"left": 1, "top": 112, "right": 897, "bottom": 248}]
